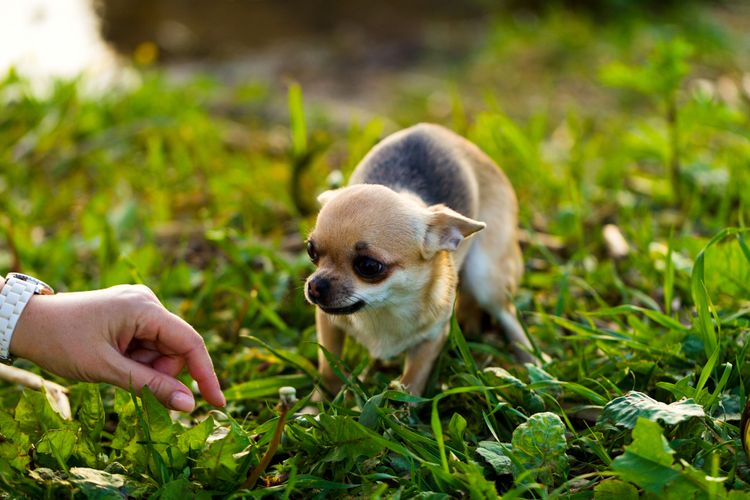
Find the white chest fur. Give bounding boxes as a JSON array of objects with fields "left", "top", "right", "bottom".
[{"left": 344, "top": 304, "right": 449, "bottom": 359}]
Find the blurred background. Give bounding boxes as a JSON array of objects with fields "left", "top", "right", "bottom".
[{"left": 5, "top": 0, "right": 750, "bottom": 119}]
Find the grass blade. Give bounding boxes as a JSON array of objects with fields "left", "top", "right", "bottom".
[{"left": 288, "top": 82, "right": 307, "bottom": 158}]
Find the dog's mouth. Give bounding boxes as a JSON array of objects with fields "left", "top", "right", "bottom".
[{"left": 318, "top": 300, "right": 366, "bottom": 315}]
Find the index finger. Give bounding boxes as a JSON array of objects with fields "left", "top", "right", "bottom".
[{"left": 140, "top": 309, "right": 226, "bottom": 407}]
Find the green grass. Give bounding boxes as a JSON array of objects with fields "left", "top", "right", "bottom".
[{"left": 2, "top": 5, "right": 750, "bottom": 498}]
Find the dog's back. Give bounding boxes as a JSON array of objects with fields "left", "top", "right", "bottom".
[{"left": 349, "top": 124, "right": 480, "bottom": 219}]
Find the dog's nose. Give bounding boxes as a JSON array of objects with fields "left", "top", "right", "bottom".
[{"left": 307, "top": 277, "right": 330, "bottom": 301}]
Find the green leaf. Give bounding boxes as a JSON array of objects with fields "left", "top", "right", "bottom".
[
  {"left": 76, "top": 384, "right": 104, "bottom": 443},
  {"left": 593, "top": 479, "right": 639, "bottom": 500},
  {"left": 704, "top": 362, "right": 733, "bottom": 410},
  {"left": 450, "top": 459, "right": 501, "bottom": 499},
  {"left": 450, "top": 313, "right": 481, "bottom": 376},
  {"left": 68, "top": 467, "right": 134, "bottom": 500},
  {"left": 447, "top": 413, "right": 467, "bottom": 447},
  {"left": 140, "top": 386, "right": 179, "bottom": 444},
  {"left": 431, "top": 386, "right": 497, "bottom": 472},
  {"left": 691, "top": 257, "right": 717, "bottom": 356},
  {"left": 358, "top": 392, "right": 385, "bottom": 430},
  {"left": 73, "top": 384, "right": 105, "bottom": 467},
  {"left": 738, "top": 234, "right": 750, "bottom": 265},
  {"left": 695, "top": 345, "right": 721, "bottom": 399},
  {"left": 484, "top": 366, "right": 545, "bottom": 411},
  {"left": 510, "top": 412, "right": 568, "bottom": 485},
  {"left": 177, "top": 416, "right": 214, "bottom": 455},
  {"left": 483, "top": 366, "right": 525, "bottom": 390},
  {"left": 0, "top": 410, "right": 31, "bottom": 471},
  {"left": 36, "top": 428, "right": 77, "bottom": 469},
  {"left": 598, "top": 391, "right": 704, "bottom": 429},
  {"left": 14, "top": 389, "right": 70, "bottom": 440},
  {"left": 224, "top": 374, "right": 309, "bottom": 401},
  {"left": 151, "top": 477, "right": 196, "bottom": 499},
  {"left": 526, "top": 364, "right": 561, "bottom": 393},
  {"left": 317, "top": 414, "right": 385, "bottom": 470},
  {"left": 194, "top": 420, "right": 253, "bottom": 488},
  {"left": 126, "top": 387, "right": 183, "bottom": 482},
  {"left": 674, "top": 458, "right": 727, "bottom": 498},
  {"left": 689, "top": 228, "right": 750, "bottom": 356},
  {"left": 611, "top": 418, "right": 678, "bottom": 493},
  {"left": 110, "top": 389, "right": 137, "bottom": 452},
  {"left": 476, "top": 441, "right": 513, "bottom": 475}
]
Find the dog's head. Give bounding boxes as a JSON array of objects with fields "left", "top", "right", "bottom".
[{"left": 304, "top": 184, "right": 485, "bottom": 314}]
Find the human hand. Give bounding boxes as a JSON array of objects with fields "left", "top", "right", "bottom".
[{"left": 7, "top": 283, "right": 225, "bottom": 412}]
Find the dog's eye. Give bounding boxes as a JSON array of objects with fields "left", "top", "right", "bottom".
[
  {"left": 353, "top": 256, "right": 385, "bottom": 280},
  {"left": 306, "top": 241, "right": 318, "bottom": 263}
]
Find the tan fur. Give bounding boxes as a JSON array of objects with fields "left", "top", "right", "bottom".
[
  {"left": 313, "top": 308, "right": 345, "bottom": 398},
  {"left": 305, "top": 123, "right": 534, "bottom": 400}
]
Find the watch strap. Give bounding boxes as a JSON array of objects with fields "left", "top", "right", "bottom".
[{"left": 0, "top": 277, "right": 39, "bottom": 361}]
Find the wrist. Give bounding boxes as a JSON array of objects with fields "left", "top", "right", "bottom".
[
  {"left": 1, "top": 274, "right": 56, "bottom": 362},
  {"left": 7, "top": 293, "right": 48, "bottom": 361}
]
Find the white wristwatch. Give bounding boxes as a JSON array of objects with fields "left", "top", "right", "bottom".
[{"left": 0, "top": 273, "right": 55, "bottom": 363}]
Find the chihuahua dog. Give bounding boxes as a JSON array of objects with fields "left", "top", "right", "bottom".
[{"left": 304, "top": 123, "right": 533, "bottom": 397}]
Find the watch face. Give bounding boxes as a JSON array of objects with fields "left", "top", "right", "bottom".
[{"left": 6, "top": 273, "right": 55, "bottom": 295}]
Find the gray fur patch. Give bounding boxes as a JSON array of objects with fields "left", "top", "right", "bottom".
[{"left": 350, "top": 126, "right": 474, "bottom": 216}]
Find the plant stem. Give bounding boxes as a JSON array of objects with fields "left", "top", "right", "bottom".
[{"left": 243, "top": 387, "right": 297, "bottom": 490}]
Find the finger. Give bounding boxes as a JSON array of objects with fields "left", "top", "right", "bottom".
[
  {"left": 127, "top": 350, "right": 184, "bottom": 377},
  {"left": 130, "top": 340, "right": 158, "bottom": 352},
  {"left": 152, "top": 355, "right": 185, "bottom": 378},
  {"left": 139, "top": 310, "right": 225, "bottom": 407},
  {"left": 109, "top": 350, "right": 196, "bottom": 412},
  {"left": 128, "top": 348, "right": 162, "bottom": 365}
]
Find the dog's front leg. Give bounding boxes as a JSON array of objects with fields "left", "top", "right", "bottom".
[
  {"left": 401, "top": 323, "right": 449, "bottom": 395},
  {"left": 313, "top": 308, "right": 346, "bottom": 401}
]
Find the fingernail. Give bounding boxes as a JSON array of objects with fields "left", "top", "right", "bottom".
[
  {"left": 169, "top": 392, "right": 195, "bottom": 412},
  {"left": 219, "top": 393, "right": 227, "bottom": 407}
]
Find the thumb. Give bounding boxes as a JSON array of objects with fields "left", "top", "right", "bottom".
[{"left": 113, "top": 355, "right": 196, "bottom": 412}]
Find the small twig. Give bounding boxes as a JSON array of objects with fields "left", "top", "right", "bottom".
[
  {"left": 0, "top": 364, "right": 71, "bottom": 419},
  {"left": 243, "top": 387, "right": 297, "bottom": 490}
]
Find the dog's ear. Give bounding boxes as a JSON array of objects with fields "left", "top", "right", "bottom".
[
  {"left": 422, "top": 205, "right": 485, "bottom": 258},
  {"left": 317, "top": 189, "right": 343, "bottom": 206}
]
